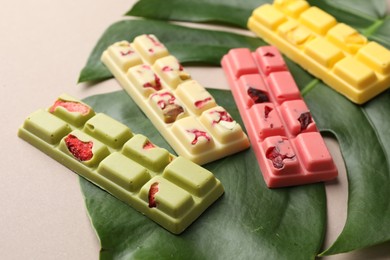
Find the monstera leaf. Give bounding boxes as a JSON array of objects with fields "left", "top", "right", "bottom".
[
  {"left": 81, "top": 90, "right": 325, "bottom": 260},
  {"left": 78, "top": 0, "right": 390, "bottom": 258}
]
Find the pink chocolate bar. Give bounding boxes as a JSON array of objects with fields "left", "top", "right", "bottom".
[{"left": 221, "top": 46, "right": 337, "bottom": 188}]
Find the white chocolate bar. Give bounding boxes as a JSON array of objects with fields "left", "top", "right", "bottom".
[{"left": 101, "top": 34, "right": 250, "bottom": 165}]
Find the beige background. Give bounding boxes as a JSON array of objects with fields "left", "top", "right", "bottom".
[{"left": 1, "top": 1, "right": 390, "bottom": 259}]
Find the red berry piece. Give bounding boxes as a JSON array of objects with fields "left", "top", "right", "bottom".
[
  {"left": 146, "top": 34, "right": 162, "bottom": 47},
  {"left": 187, "top": 129, "right": 211, "bottom": 145},
  {"left": 264, "top": 106, "right": 273, "bottom": 119},
  {"left": 50, "top": 100, "right": 90, "bottom": 115},
  {"left": 120, "top": 50, "right": 134, "bottom": 56},
  {"left": 247, "top": 87, "right": 269, "bottom": 104},
  {"left": 211, "top": 110, "right": 233, "bottom": 124},
  {"left": 143, "top": 74, "right": 162, "bottom": 91},
  {"left": 266, "top": 146, "right": 295, "bottom": 169},
  {"left": 65, "top": 134, "right": 93, "bottom": 161},
  {"left": 146, "top": 34, "right": 163, "bottom": 53},
  {"left": 152, "top": 92, "right": 176, "bottom": 109},
  {"left": 194, "top": 97, "right": 213, "bottom": 108},
  {"left": 298, "top": 112, "right": 312, "bottom": 131},
  {"left": 148, "top": 182, "right": 159, "bottom": 208},
  {"left": 264, "top": 52, "right": 275, "bottom": 57},
  {"left": 162, "top": 66, "right": 172, "bottom": 72},
  {"left": 143, "top": 141, "right": 155, "bottom": 150}
]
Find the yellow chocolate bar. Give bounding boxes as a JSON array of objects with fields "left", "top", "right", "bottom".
[
  {"left": 18, "top": 94, "right": 224, "bottom": 234},
  {"left": 248, "top": 0, "right": 390, "bottom": 104},
  {"left": 101, "top": 34, "right": 250, "bottom": 165}
]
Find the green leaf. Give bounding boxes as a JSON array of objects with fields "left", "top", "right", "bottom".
[
  {"left": 81, "top": 90, "right": 326, "bottom": 260},
  {"left": 304, "top": 84, "right": 390, "bottom": 256},
  {"left": 126, "top": 0, "right": 270, "bottom": 28},
  {"left": 307, "top": 0, "right": 388, "bottom": 20},
  {"left": 367, "top": 16, "right": 390, "bottom": 49},
  {"left": 126, "top": 0, "right": 389, "bottom": 30},
  {"left": 78, "top": 0, "right": 390, "bottom": 257},
  {"left": 78, "top": 20, "right": 264, "bottom": 83}
]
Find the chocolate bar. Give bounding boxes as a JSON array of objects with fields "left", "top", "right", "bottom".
[
  {"left": 248, "top": 0, "right": 390, "bottom": 104},
  {"left": 101, "top": 34, "right": 250, "bottom": 165},
  {"left": 18, "top": 94, "right": 224, "bottom": 234},
  {"left": 221, "top": 46, "right": 338, "bottom": 187}
]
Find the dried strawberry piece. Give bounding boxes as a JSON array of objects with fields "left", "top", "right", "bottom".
[
  {"left": 162, "top": 66, "right": 172, "bottom": 72},
  {"left": 264, "top": 106, "right": 273, "bottom": 119},
  {"left": 146, "top": 34, "right": 162, "bottom": 47},
  {"left": 65, "top": 134, "right": 93, "bottom": 161},
  {"left": 162, "top": 64, "right": 184, "bottom": 72},
  {"left": 194, "top": 97, "right": 213, "bottom": 108},
  {"left": 146, "top": 35, "right": 164, "bottom": 53},
  {"left": 247, "top": 87, "right": 269, "bottom": 104},
  {"left": 152, "top": 92, "right": 176, "bottom": 109},
  {"left": 120, "top": 50, "right": 134, "bottom": 56},
  {"left": 212, "top": 111, "right": 233, "bottom": 124},
  {"left": 266, "top": 146, "right": 295, "bottom": 169},
  {"left": 187, "top": 129, "right": 211, "bottom": 145},
  {"left": 148, "top": 182, "right": 159, "bottom": 208},
  {"left": 50, "top": 100, "right": 90, "bottom": 115},
  {"left": 143, "top": 74, "right": 162, "bottom": 91},
  {"left": 298, "top": 112, "right": 312, "bottom": 131},
  {"left": 143, "top": 141, "right": 155, "bottom": 150},
  {"left": 264, "top": 52, "right": 275, "bottom": 57}
]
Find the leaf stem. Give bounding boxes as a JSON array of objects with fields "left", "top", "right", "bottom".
[
  {"left": 301, "top": 79, "right": 320, "bottom": 97},
  {"left": 362, "top": 19, "right": 385, "bottom": 37}
]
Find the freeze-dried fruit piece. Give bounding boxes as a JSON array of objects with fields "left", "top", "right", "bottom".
[
  {"left": 143, "top": 141, "right": 155, "bottom": 150},
  {"left": 187, "top": 129, "right": 211, "bottom": 145},
  {"left": 266, "top": 146, "right": 295, "bottom": 169},
  {"left": 211, "top": 110, "right": 233, "bottom": 124},
  {"left": 50, "top": 99, "right": 90, "bottom": 115},
  {"left": 143, "top": 73, "right": 162, "bottom": 91},
  {"left": 195, "top": 97, "right": 213, "bottom": 109},
  {"left": 264, "top": 106, "right": 273, "bottom": 119},
  {"left": 248, "top": 87, "right": 269, "bottom": 104},
  {"left": 127, "top": 64, "right": 163, "bottom": 97},
  {"left": 65, "top": 134, "right": 93, "bottom": 161},
  {"left": 148, "top": 182, "right": 159, "bottom": 208},
  {"left": 47, "top": 94, "right": 95, "bottom": 127},
  {"left": 209, "top": 110, "right": 236, "bottom": 130},
  {"left": 146, "top": 34, "right": 164, "bottom": 52},
  {"left": 298, "top": 112, "right": 312, "bottom": 131}
]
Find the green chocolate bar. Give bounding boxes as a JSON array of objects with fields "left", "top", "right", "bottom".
[{"left": 18, "top": 94, "right": 224, "bottom": 234}]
